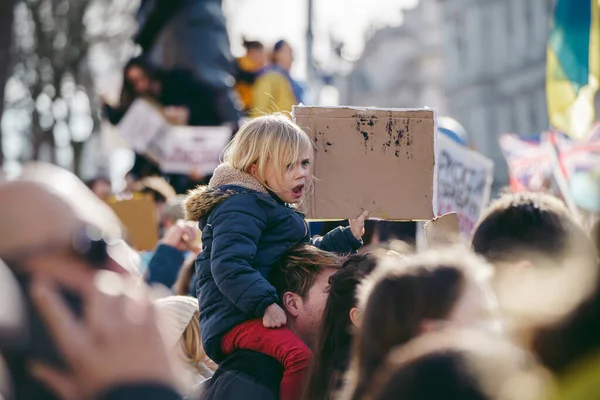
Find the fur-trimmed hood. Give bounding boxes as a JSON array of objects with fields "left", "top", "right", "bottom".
[{"left": 184, "top": 163, "right": 268, "bottom": 222}]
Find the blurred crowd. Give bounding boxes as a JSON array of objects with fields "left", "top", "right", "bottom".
[
  {"left": 0, "top": 1, "right": 598, "bottom": 400},
  {"left": 102, "top": 19, "right": 304, "bottom": 195},
  {"left": 0, "top": 135, "right": 598, "bottom": 400}
]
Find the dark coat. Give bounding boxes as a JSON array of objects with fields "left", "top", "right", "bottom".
[
  {"left": 135, "top": 0, "right": 241, "bottom": 125},
  {"left": 185, "top": 163, "right": 362, "bottom": 362},
  {"left": 196, "top": 350, "right": 283, "bottom": 400}
]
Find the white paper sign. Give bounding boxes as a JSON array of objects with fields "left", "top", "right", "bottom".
[
  {"left": 117, "top": 99, "right": 168, "bottom": 153},
  {"left": 436, "top": 135, "right": 494, "bottom": 239},
  {"left": 149, "top": 126, "right": 232, "bottom": 175}
]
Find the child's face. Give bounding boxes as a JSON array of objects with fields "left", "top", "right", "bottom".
[{"left": 263, "top": 153, "right": 311, "bottom": 204}]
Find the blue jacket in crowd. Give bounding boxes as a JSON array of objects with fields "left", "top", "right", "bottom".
[{"left": 185, "top": 163, "right": 362, "bottom": 362}]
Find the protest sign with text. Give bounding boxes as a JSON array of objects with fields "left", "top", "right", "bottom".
[
  {"left": 116, "top": 99, "right": 231, "bottom": 176},
  {"left": 437, "top": 135, "right": 493, "bottom": 238},
  {"left": 149, "top": 126, "right": 232, "bottom": 175}
]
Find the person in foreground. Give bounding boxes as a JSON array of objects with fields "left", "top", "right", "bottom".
[
  {"left": 185, "top": 115, "right": 367, "bottom": 400},
  {"left": 340, "top": 246, "right": 500, "bottom": 400},
  {"left": 0, "top": 163, "right": 176, "bottom": 399},
  {"left": 198, "top": 244, "right": 342, "bottom": 400},
  {"left": 28, "top": 270, "right": 181, "bottom": 400}
]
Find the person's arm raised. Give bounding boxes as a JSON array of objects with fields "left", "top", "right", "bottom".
[{"left": 312, "top": 210, "right": 369, "bottom": 253}]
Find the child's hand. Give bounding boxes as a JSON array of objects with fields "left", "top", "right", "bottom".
[
  {"left": 263, "top": 303, "right": 287, "bottom": 328},
  {"left": 350, "top": 210, "right": 369, "bottom": 240}
]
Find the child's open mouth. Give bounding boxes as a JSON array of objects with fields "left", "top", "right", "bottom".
[{"left": 292, "top": 184, "right": 304, "bottom": 197}]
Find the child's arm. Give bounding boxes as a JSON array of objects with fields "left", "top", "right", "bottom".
[
  {"left": 210, "top": 195, "right": 279, "bottom": 317},
  {"left": 311, "top": 227, "right": 362, "bottom": 253},
  {"left": 312, "top": 210, "right": 369, "bottom": 254}
]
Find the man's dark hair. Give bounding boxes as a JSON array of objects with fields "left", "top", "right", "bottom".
[
  {"left": 242, "top": 38, "right": 264, "bottom": 50},
  {"left": 471, "top": 192, "right": 594, "bottom": 265},
  {"left": 272, "top": 244, "right": 341, "bottom": 299}
]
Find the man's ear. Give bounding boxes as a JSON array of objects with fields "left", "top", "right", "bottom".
[
  {"left": 282, "top": 292, "right": 302, "bottom": 318},
  {"left": 349, "top": 307, "right": 361, "bottom": 328}
]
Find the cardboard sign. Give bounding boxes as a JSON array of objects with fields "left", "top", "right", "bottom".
[
  {"left": 437, "top": 135, "right": 493, "bottom": 238},
  {"left": 293, "top": 106, "right": 436, "bottom": 221},
  {"left": 149, "top": 126, "right": 232, "bottom": 175},
  {"left": 117, "top": 99, "right": 168, "bottom": 153},
  {"left": 424, "top": 212, "right": 460, "bottom": 246},
  {"left": 106, "top": 196, "right": 158, "bottom": 252}
]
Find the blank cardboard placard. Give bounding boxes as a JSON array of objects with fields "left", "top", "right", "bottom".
[
  {"left": 424, "top": 212, "right": 460, "bottom": 246},
  {"left": 107, "top": 196, "right": 158, "bottom": 251},
  {"left": 293, "top": 106, "right": 436, "bottom": 221}
]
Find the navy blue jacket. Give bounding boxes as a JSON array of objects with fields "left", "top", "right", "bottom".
[{"left": 185, "top": 165, "right": 362, "bottom": 362}]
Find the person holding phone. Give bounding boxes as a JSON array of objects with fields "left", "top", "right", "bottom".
[{"left": 0, "top": 164, "right": 182, "bottom": 400}]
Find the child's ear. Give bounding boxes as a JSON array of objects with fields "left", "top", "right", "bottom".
[
  {"left": 282, "top": 292, "right": 301, "bottom": 317},
  {"left": 248, "top": 164, "right": 258, "bottom": 179}
]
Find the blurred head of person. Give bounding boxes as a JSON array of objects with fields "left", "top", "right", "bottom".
[
  {"left": 272, "top": 40, "right": 294, "bottom": 72},
  {"left": 155, "top": 296, "right": 216, "bottom": 390},
  {"left": 273, "top": 244, "right": 342, "bottom": 350},
  {"left": 471, "top": 192, "right": 597, "bottom": 323},
  {"left": 0, "top": 162, "right": 140, "bottom": 399},
  {"left": 304, "top": 253, "right": 381, "bottom": 400},
  {"left": 472, "top": 192, "right": 594, "bottom": 269},
  {"left": 123, "top": 56, "right": 161, "bottom": 97},
  {"left": 84, "top": 176, "right": 112, "bottom": 202},
  {"left": 242, "top": 38, "right": 267, "bottom": 68},
  {"left": 137, "top": 176, "right": 177, "bottom": 229},
  {"left": 437, "top": 116, "right": 470, "bottom": 148},
  {"left": 161, "top": 195, "right": 186, "bottom": 230},
  {"left": 362, "top": 330, "right": 548, "bottom": 400},
  {"left": 343, "top": 246, "right": 498, "bottom": 400}
]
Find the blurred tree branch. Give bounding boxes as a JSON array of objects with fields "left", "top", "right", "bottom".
[
  {"left": 0, "top": 0, "right": 17, "bottom": 167},
  {"left": 6, "top": 0, "right": 138, "bottom": 176}
]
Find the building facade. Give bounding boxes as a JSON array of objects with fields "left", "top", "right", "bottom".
[
  {"left": 440, "top": 0, "right": 554, "bottom": 189},
  {"left": 338, "top": 0, "right": 555, "bottom": 191},
  {"left": 336, "top": 0, "right": 447, "bottom": 115}
]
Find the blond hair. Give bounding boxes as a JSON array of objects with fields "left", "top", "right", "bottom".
[
  {"left": 223, "top": 114, "right": 315, "bottom": 195},
  {"left": 180, "top": 310, "right": 216, "bottom": 373}
]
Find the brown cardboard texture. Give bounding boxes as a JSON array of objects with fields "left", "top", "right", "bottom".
[
  {"left": 424, "top": 212, "right": 460, "bottom": 246},
  {"left": 107, "top": 196, "right": 158, "bottom": 251},
  {"left": 293, "top": 106, "right": 436, "bottom": 220}
]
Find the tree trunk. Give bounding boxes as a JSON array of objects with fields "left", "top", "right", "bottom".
[{"left": 0, "top": 0, "right": 16, "bottom": 167}]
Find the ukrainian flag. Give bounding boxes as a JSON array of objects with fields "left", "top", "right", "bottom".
[{"left": 547, "top": 0, "right": 600, "bottom": 140}]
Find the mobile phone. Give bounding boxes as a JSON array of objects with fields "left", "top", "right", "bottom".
[{"left": 4, "top": 273, "right": 84, "bottom": 370}]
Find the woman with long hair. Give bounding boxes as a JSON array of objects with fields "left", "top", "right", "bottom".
[
  {"left": 303, "top": 254, "right": 380, "bottom": 400},
  {"left": 155, "top": 296, "right": 216, "bottom": 391},
  {"left": 340, "top": 246, "right": 500, "bottom": 400}
]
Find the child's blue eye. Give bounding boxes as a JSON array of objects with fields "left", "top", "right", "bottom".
[{"left": 302, "top": 159, "right": 310, "bottom": 167}]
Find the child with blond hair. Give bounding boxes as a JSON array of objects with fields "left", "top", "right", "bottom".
[{"left": 185, "top": 114, "right": 367, "bottom": 400}]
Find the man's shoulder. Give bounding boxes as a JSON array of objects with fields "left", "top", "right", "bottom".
[{"left": 197, "top": 350, "right": 283, "bottom": 400}]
